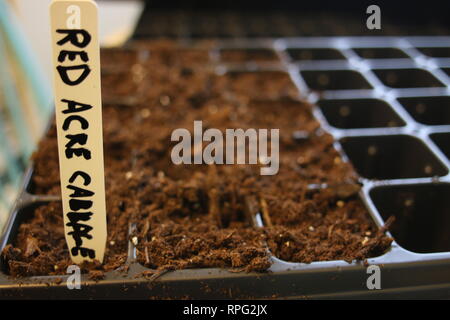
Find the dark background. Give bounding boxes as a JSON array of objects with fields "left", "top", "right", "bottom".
[{"left": 133, "top": 0, "right": 450, "bottom": 38}]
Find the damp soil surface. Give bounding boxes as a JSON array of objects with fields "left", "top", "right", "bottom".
[{"left": 2, "top": 41, "right": 392, "bottom": 278}]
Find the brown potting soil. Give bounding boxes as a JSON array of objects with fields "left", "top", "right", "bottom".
[
  {"left": 220, "top": 48, "right": 280, "bottom": 63},
  {"left": 2, "top": 41, "right": 392, "bottom": 278},
  {"left": 100, "top": 48, "right": 139, "bottom": 69}
]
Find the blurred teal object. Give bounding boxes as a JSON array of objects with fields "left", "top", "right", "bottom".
[
  {"left": 0, "top": 0, "right": 53, "bottom": 230},
  {"left": 0, "top": 0, "right": 53, "bottom": 120}
]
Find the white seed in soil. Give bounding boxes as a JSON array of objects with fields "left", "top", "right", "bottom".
[
  {"left": 362, "top": 237, "right": 369, "bottom": 245},
  {"left": 292, "top": 130, "right": 310, "bottom": 141},
  {"left": 336, "top": 200, "right": 345, "bottom": 208},
  {"left": 110, "top": 241, "right": 115, "bottom": 246},
  {"left": 126, "top": 171, "right": 133, "bottom": 180},
  {"left": 131, "top": 64, "right": 144, "bottom": 75},
  {"left": 208, "top": 105, "right": 218, "bottom": 114},
  {"left": 365, "top": 231, "right": 372, "bottom": 236},
  {"left": 157, "top": 171, "right": 165, "bottom": 179},
  {"left": 132, "top": 236, "right": 138, "bottom": 246},
  {"left": 308, "top": 226, "right": 315, "bottom": 231},
  {"left": 140, "top": 108, "right": 151, "bottom": 118},
  {"left": 160, "top": 95, "right": 171, "bottom": 106},
  {"left": 285, "top": 241, "right": 290, "bottom": 247},
  {"left": 297, "top": 156, "right": 307, "bottom": 165}
]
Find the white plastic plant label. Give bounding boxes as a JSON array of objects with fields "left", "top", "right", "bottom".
[{"left": 49, "top": 0, "right": 107, "bottom": 264}]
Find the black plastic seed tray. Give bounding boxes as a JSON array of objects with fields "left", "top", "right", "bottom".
[{"left": 1, "top": 36, "right": 450, "bottom": 299}]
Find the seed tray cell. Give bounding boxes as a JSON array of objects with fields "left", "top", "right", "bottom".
[
  {"left": 300, "top": 70, "right": 372, "bottom": 91},
  {"left": 431, "top": 133, "right": 450, "bottom": 161},
  {"left": 397, "top": 96, "right": 450, "bottom": 126},
  {"left": 287, "top": 48, "right": 346, "bottom": 61},
  {"left": 417, "top": 47, "right": 450, "bottom": 58},
  {"left": 370, "top": 183, "right": 450, "bottom": 254},
  {"left": 2, "top": 36, "right": 450, "bottom": 299},
  {"left": 352, "top": 47, "right": 410, "bottom": 59},
  {"left": 340, "top": 135, "right": 448, "bottom": 180},
  {"left": 372, "top": 68, "right": 445, "bottom": 89},
  {"left": 442, "top": 68, "right": 450, "bottom": 77},
  {"left": 318, "top": 98, "right": 405, "bottom": 129}
]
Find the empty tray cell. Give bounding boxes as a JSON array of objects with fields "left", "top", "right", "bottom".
[
  {"left": 370, "top": 184, "right": 450, "bottom": 253},
  {"left": 430, "top": 132, "right": 450, "bottom": 161},
  {"left": 287, "top": 48, "right": 345, "bottom": 61},
  {"left": 397, "top": 96, "right": 450, "bottom": 125},
  {"left": 220, "top": 48, "right": 279, "bottom": 62},
  {"left": 340, "top": 135, "right": 448, "bottom": 180},
  {"left": 318, "top": 98, "right": 405, "bottom": 129},
  {"left": 353, "top": 47, "right": 409, "bottom": 59},
  {"left": 300, "top": 70, "right": 372, "bottom": 91},
  {"left": 373, "top": 68, "right": 445, "bottom": 88},
  {"left": 417, "top": 47, "right": 450, "bottom": 58}
]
